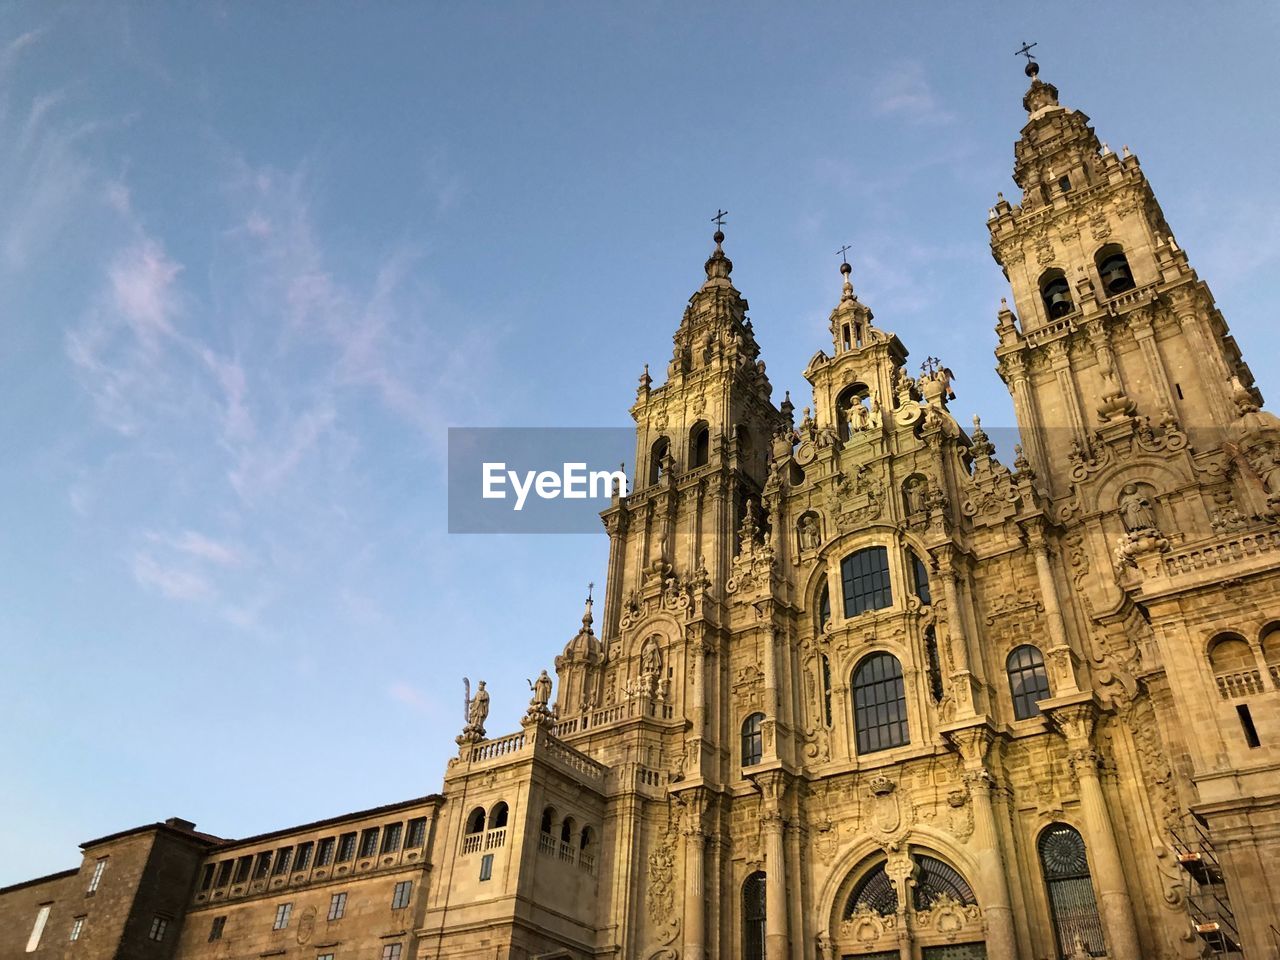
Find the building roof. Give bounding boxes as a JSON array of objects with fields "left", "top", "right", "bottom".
[
  {"left": 199, "top": 793, "right": 445, "bottom": 853},
  {"left": 0, "top": 868, "right": 79, "bottom": 895}
]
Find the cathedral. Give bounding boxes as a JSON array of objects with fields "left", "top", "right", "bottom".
[{"left": 5, "top": 59, "right": 1280, "bottom": 960}]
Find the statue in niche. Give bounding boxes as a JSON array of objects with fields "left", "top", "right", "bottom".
[
  {"left": 799, "top": 514, "right": 821, "bottom": 551},
  {"left": 1119, "top": 483, "right": 1158, "bottom": 533},
  {"left": 904, "top": 476, "right": 927, "bottom": 515},
  {"left": 639, "top": 637, "right": 663, "bottom": 699}
]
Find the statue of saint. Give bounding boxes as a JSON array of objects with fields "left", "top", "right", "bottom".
[
  {"left": 1119, "top": 483, "right": 1158, "bottom": 533},
  {"left": 531, "top": 669, "right": 552, "bottom": 708},
  {"left": 467, "top": 680, "right": 490, "bottom": 730},
  {"left": 799, "top": 514, "right": 821, "bottom": 550}
]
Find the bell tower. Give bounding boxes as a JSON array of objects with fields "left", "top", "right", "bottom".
[{"left": 988, "top": 57, "right": 1260, "bottom": 494}]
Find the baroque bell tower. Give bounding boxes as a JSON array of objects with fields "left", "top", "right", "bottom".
[{"left": 988, "top": 56, "right": 1260, "bottom": 497}]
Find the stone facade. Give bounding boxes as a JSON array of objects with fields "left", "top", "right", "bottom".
[{"left": 5, "top": 64, "right": 1280, "bottom": 960}]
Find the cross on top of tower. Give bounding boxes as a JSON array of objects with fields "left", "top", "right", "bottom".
[
  {"left": 711, "top": 209, "right": 728, "bottom": 230},
  {"left": 837, "top": 244, "right": 852, "bottom": 265},
  {"left": 1015, "top": 40, "right": 1040, "bottom": 78}
]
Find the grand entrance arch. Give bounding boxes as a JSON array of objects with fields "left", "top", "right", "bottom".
[{"left": 823, "top": 848, "right": 987, "bottom": 960}]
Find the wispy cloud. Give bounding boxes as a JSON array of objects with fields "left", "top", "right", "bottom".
[
  {"left": 871, "top": 62, "right": 954, "bottom": 125},
  {"left": 130, "top": 550, "right": 214, "bottom": 602}
]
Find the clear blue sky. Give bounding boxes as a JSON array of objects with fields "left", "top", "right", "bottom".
[{"left": 2, "top": 3, "right": 1277, "bottom": 884}]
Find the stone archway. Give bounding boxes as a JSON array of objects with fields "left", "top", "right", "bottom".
[{"left": 823, "top": 847, "right": 987, "bottom": 960}]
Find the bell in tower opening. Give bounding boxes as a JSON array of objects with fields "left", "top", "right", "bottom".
[
  {"left": 1095, "top": 245, "right": 1136, "bottom": 295},
  {"left": 1039, "top": 270, "right": 1074, "bottom": 319}
]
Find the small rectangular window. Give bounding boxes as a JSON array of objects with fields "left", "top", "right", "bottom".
[
  {"left": 70, "top": 916, "right": 85, "bottom": 941},
  {"left": 1238, "top": 704, "right": 1262, "bottom": 748},
  {"left": 27, "top": 904, "right": 51, "bottom": 952},
  {"left": 382, "top": 944, "right": 403, "bottom": 960},
  {"left": 317, "top": 955, "right": 334, "bottom": 960},
  {"left": 479, "top": 853, "right": 494, "bottom": 882},
  {"left": 381, "top": 822, "right": 403, "bottom": 854},
  {"left": 273, "top": 902, "right": 292, "bottom": 930},
  {"left": 358, "top": 827, "right": 380, "bottom": 858},
  {"left": 272, "top": 846, "right": 293, "bottom": 875},
  {"left": 233, "top": 855, "right": 252, "bottom": 883},
  {"left": 148, "top": 916, "right": 169, "bottom": 942},
  {"left": 1058, "top": 174, "right": 1071, "bottom": 194},
  {"left": 294, "top": 841, "right": 314, "bottom": 871},
  {"left": 317, "top": 837, "right": 336, "bottom": 866},
  {"left": 327, "top": 891, "right": 347, "bottom": 921},
  {"left": 199, "top": 863, "right": 215, "bottom": 890},
  {"left": 336, "top": 832, "right": 356, "bottom": 862},
  {"left": 209, "top": 916, "right": 226, "bottom": 941},
  {"left": 88, "top": 857, "right": 108, "bottom": 893},
  {"left": 406, "top": 817, "right": 427, "bottom": 848},
  {"left": 391, "top": 880, "right": 413, "bottom": 909}
]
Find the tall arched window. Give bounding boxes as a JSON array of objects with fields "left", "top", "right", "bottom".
[
  {"left": 690, "top": 421, "right": 710, "bottom": 468},
  {"left": 1039, "top": 824, "right": 1105, "bottom": 958},
  {"left": 742, "top": 871, "right": 766, "bottom": 960},
  {"left": 845, "top": 860, "right": 897, "bottom": 917},
  {"left": 464, "top": 807, "right": 486, "bottom": 835},
  {"left": 852, "top": 653, "right": 909, "bottom": 754},
  {"left": 817, "top": 582, "right": 831, "bottom": 632},
  {"left": 923, "top": 626, "right": 944, "bottom": 704},
  {"left": 560, "top": 817, "right": 576, "bottom": 845},
  {"left": 539, "top": 807, "right": 555, "bottom": 834},
  {"left": 909, "top": 551, "right": 932, "bottom": 606},
  {"left": 1007, "top": 644, "right": 1052, "bottom": 719},
  {"left": 741, "top": 712, "right": 764, "bottom": 767},
  {"left": 489, "top": 801, "right": 509, "bottom": 829},
  {"left": 841, "top": 547, "right": 892, "bottom": 617},
  {"left": 648, "top": 437, "right": 670, "bottom": 485}
]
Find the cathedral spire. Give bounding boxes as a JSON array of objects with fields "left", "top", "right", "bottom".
[{"left": 702, "top": 214, "right": 734, "bottom": 289}]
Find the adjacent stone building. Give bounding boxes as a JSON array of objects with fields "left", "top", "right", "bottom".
[{"left": 5, "top": 61, "right": 1279, "bottom": 960}]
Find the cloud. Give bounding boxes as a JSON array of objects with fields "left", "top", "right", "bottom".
[
  {"left": 388, "top": 682, "right": 433, "bottom": 713},
  {"left": 146, "top": 529, "right": 245, "bottom": 567},
  {"left": 130, "top": 551, "right": 214, "bottom": 602},
  {"left": 871, "top": 62, "right": 954, "bottom": 125}
]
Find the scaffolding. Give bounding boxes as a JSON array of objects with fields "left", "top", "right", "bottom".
[{"left": 1170, "top": 813, "right": 1243, "bottom": 956}]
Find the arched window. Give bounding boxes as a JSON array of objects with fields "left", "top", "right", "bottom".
[
  {"left": 1039, "top": 824, "right": 1105, "bottom": 958},
  {"left": 912, "top": 855, "right": 977, "bottom": 911},
  {"left": 924, "top": 626, "right": 944, "bottom": 704},
  {"left": 852, "top": 653, "right": 909, "bottom": 754},
  {"left": 742, "top": 871, "right": 767, "bottom": 960},
  {"left": 1040, "top": 270, "right": 1073, "bottom": 320},
  {"left": 909, "top": 551, "right": 931, "bottom": 606},
  {"left": 464, "top": 807, "right": 486, "bottom": 835},
  {"left": 648, "top": 436, "right": 670, "bottom": 485},
  {"left": 489, "top": 801, "right": 509, "bottom": 829},
  {"left": 1007, "top": 644, "right": 1052, "bottom": 719},
  {"left": 817, "top": 582, "right": 831, "bottom": 632},
  {"left": 539, "top": 807, "right": 555, "bottom": 834},
  {"left": 841, "top": 546, "right": 892, "bottom": 617},
  {"left": 741, "top": 712, "right": 764, "bottom": 767},
  {"left": 579, "top": 826, "right": 594, "bottom": 851},
  {"left": 845, "top": 860, "right": 897, "bottom": 917},
  {"left": 690, "top": 421, "right": 710, "bottom": 468},
  {"left": 1095, "top": 244, "right": 1135, "bottom": 296},
  {"left": 560, "top": 817, "right": 576, "bottom": 845}
]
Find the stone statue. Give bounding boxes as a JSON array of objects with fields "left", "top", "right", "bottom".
[
  {"left": 531, "top": 669, "right": 552, "bottom": 708},
  {"left": 904, "top": 477, "right": 927, "bottom": 515},
  {"left": 1255, "top": 447, "right": 1280, "bottom": 497},
  {"left": 467, "top": 680, "right": 489, "bottom": 729},
  {"left": 800, "top": 514, "right": 821, "bottom": 550},
  {"left": 1119, "top": 483, "right": 1158, "bottom": 533},
  {"left": 640, "top": 637, "right": 662, "bottom": 678}
]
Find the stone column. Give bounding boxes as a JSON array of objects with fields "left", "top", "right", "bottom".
[
  {"left": 1048, "top": 701, "right": 1141, "bottom": 958},
  {"left": 757, "top": 772, "right": 789, "bottom": 960},
  {"left": 937, "top": 551, "right": 979, "bottom": 717},
  {"left": 682, "top": 795, "right": 707, "bottom": 960},
  {"left": 1003, "top": 352, "right": 1050, "bottom": 482},
  {"left": 1026, "top": 521, "right": 1080, "bottom": 693},
  {"left": 762, "top": 625, "right": 780, "bottom": 760},
  {"left": 949, "top": 727, "right": 1018, "bottom": 959}
]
